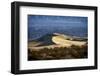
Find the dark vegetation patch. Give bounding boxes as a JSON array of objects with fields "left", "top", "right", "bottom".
[{"left": 28, "top": 45, "right": 88, "bottom": 60}]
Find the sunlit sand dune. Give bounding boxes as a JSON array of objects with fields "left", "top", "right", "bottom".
[
  {"left": 52, "top": 36, "right": 86, "bottom": 47},
  {"left": 28, "top": 33, "right": 87, "bottom": 50}
]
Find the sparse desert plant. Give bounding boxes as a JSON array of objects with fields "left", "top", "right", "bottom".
[{"left": 28, "top": 44, "right": 88, "bottom": 60}]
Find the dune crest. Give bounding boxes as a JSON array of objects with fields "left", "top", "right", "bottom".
[{"left": 52, "top": 34, "right": 86, "bottom": 47}]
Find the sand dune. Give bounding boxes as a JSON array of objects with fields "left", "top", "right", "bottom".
[
  {"left": 52, "top": 36, "right": 86, "bottom": 46},
  {"left": 28, "top": 33, "right": 87, "bottom": 51}
]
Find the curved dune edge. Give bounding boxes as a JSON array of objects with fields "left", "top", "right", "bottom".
[{"left": 52, "top": 36, "right": 86, "bottom": 47}]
